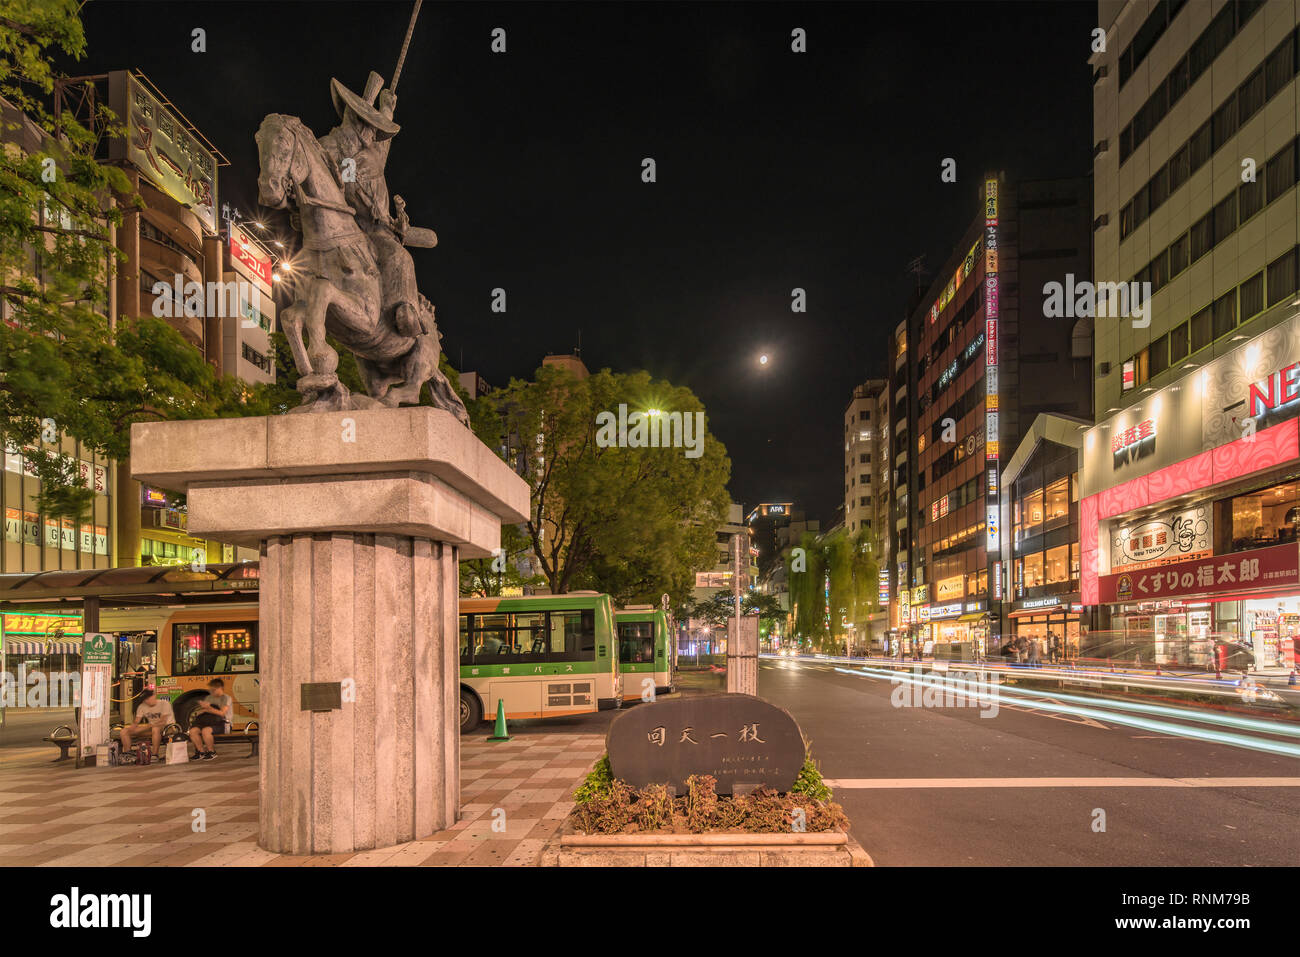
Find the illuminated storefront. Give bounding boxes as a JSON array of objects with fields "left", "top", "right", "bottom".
[{"left": 1082, "top": 311, "right": 1300, "bottom": 671}]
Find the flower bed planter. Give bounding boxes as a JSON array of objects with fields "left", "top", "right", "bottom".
[{"left": 541, "top": 819, "right": 873, "bottom": 867}]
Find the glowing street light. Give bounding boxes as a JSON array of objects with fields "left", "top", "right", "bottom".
[{"left": 758, "top": 353, "right": 769, "bottom": 366}]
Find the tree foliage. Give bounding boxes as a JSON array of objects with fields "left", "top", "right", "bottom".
[
  {"left": 471, "top": 364, "right": 729, "bottom": 606},
  {"left": 785, "top": 526, "right": 878, "bottom": 652},
  {"left": 689, "top": 589, "right": 783, "bottom": 632},
  {"left": 0, "top": 0, "right": 250, "bottom": 520}
]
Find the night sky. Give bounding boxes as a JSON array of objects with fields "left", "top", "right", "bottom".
[{"left": 71, "top": 0, "right": 1095, "bottom": 525}]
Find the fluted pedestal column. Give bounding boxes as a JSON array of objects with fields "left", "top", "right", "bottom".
[{"left": 131, "top": 408, "right": 528, "bottom": 855}]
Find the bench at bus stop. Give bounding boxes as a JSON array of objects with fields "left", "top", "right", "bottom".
[
  {"left": 44, "top": 726, "right": 77, "bottom": 762},
  {"left": 207, "top": 725, "right": 259, "bottom": 758},
  {"left": 42, "top": 724, "right": 260, "bottom": 761}
]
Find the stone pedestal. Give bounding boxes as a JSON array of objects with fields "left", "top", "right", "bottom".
[{"left": 131, "top": 408, "right": 528, "bottom": 855}]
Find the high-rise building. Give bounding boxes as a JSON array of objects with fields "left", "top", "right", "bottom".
[
  {"left": 1082, "top": 1, "right": 1300, "bottom": 670},
  {"left": 746, "top": 502, "right": 797, "bottom": 579},
  {"left": 1, "top": 96, "right": 116, "bottom": 578},
  {"left": 844, "top": 380, "right": 886, "bottom": 539},
  {"left": 844, "top": 379, "right": 890, "bottom": 644},
  {"left": 899, "top": 173, "right": 1093, "bottom": 659}
]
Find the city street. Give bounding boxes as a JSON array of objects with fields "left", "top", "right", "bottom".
[{"left": 757, "top": 659, "right": 1300, "bottom": 866}]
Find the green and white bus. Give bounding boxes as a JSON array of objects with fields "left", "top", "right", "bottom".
[
  {"left": 616, "top": 605, "right": 674, "bottom": 701},
  {"left": 458, "top": 592, "right": 622, "bottom": 733}
]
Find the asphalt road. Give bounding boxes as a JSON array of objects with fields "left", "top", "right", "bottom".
[{"left": 757, "top": 658, "right": 1300, "bottom": 865}]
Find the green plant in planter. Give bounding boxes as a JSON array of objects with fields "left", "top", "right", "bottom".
[
  {"left": 791, "top": 750, "right": 833, "bottom": 802},
  {"left": 574, "top": 754, "right": 614, "bottom": 804}
]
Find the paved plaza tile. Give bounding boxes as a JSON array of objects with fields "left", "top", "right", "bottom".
[{"left": 0, "top": 732, "right": 603, "bottom": 867}]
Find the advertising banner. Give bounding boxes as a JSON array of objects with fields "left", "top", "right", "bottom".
[
  {"left": 125, "top": 74, "right": 218, "bottom": 234},
  {"left": 1099, "top": 542, "right": 1300, "bottom": 604},
  {"left": 1110, "top": 502, "right": 1212, "bottom": 572}
]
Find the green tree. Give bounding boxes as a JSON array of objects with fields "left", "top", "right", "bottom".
[
  {"left": 459, "top": 521, "right": 544, "bottom": 597},
  {"left": 784, "top": 526, "right": 878, "bottom": 653},
  {"left": 688, "top": 590, "right": 783, "bottom": 632},
  {"left": 473, "top": 364, "right": 729, "bottom": 606},
  {"left": 787, "top": 530, "right": 827, "bottom": 648},
  {"left": 0, "top": 0, "right": 248, "bottom": 520}
]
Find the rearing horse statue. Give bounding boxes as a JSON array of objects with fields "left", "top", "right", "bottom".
[{"left": 254, "top": 107, "right": 469, "bottom": 424}]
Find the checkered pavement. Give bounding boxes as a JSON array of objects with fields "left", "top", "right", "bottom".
[{"left": 0, "top": 732, "right": 604, "bottom": 866}]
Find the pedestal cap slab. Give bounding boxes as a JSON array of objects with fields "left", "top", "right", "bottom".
[{"left": 131, "top": 408, "right": 528, "bottom": 558}]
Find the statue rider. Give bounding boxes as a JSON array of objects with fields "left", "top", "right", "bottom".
[{"left": 319, "top": 70, "right": 437, "bottom": 340}]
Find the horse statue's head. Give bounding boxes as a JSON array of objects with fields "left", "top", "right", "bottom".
[{"left": 255, "top": 113, "right": 311, "bottom": 210}]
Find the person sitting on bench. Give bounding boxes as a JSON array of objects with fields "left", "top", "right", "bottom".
[
  {"left": 188, "top": 678, "right": 232, "bottom": 761},
  {"left": 120, "top": 688, "right": 174, "bottom": 756}
]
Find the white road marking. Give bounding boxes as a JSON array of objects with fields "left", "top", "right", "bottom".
[{"left": 823, "top": 777, "right": 1300, "bottom": 788}]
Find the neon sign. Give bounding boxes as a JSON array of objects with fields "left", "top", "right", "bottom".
[
  {"left": 1248, "top": 361, "right": 1300, "bottom": 417},
  {"left": 985, "top": 177, "right": 1000, "bottom": 550},
  {"left": 1110, "top": 418, "right": 1157, "bottom": 454}
]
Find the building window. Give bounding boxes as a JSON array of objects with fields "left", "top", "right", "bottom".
[
  {"left": 1044, "top": 544, "right": 1070, "bottom": 585},
  {"left": 1268, "top": 248, "right": 1300, "bottom": 308},
  {"left": 1268, "top": 248, "right": 1299, "bottom": 307},
  {"left": 1189, "top": 211, "right": 1213, "bottom": 262},
  {"left": 241, "top": 342, "right": 271, "bottom": 373},
  {"left": 1212, "top": 291, "right": 1238, "bottom": 339},
  {"left": 1226, "top": 481, "right": 1300, "bottom": 552},
  {"left": 1239, "top": 176, "right": 1264, "bottom": 223},
  {"left": 1168, "top": 145, "right": 1190, "bottom": 193},
  {"left": 1168, "top": 232, "right": 1189, "bottom": 276},
  {"left": 1239, "top": 271, "right": 1264, "bottom": 320},
  {"left": 1238, "top": 67, "right": 1266, "bottom": 125},
  {"left": 1266, "top": 139, "right": 1297, "bottom": 204},
  {"left": 1190, "top": 306, "right": 1212, "bottom": 353},
  {"left": 1149, "top": 333, "right": 1169, "bottom": 377},
  {"left": 1044, "top": 478, "right": 1069, "bottom": 531},
  {"left": 1212, "top": 193, "right": 1236, "bottom": 245},
  {"left": 1022, "top": 552, "right": 1044, "bottom": 590},
  {"left": 1188, "top": 120, "right": 1213, "bottom": 173},
  {"left": 1266, "top": 31, "right": 1297, "bottom": 99},
  {"left": 1169, "top": 321, "right": 1188, "bottom": 363}
]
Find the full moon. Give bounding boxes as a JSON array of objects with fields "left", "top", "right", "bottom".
[{"left": 759, "top": 354, "right": 769, "bottom": 365}]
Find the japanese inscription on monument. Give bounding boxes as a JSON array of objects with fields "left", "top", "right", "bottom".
[{"left": 606, "top": 694, "right": 805, "bottom": 794}]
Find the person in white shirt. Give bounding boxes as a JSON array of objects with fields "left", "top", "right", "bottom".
[{"left": 121, "top": 689, "right": 174, "bottom": 754}]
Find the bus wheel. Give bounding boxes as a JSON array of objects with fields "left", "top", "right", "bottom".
[
  {"left": 175, "top": 696, "right": 203, "bottom": 731},
  {"left": 459, "top": 689, "right": 482, "bottom": 734}
]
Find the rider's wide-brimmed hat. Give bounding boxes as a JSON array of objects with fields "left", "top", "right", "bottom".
[{"left": 330, "top": 70, "right": 400, "bottom": 139}]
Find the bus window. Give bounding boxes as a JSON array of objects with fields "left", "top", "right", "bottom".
[
  {"left": 551, "top": 610, "right": 595, "bottom": 661},
  {"left": 472, "top": 613, "right": 547, "bottom": 663},
  {"left": 619, "top": 622, "right": 654, "bottom": 664},
  {"left": 172, "top": 622, "right": 257, "bottom": 675},
  {"left": 459, "top": 616, "right": 472, "bottom": 665},
  {"left": 174, "top": 624, "right": 204, "bottom": 674}
]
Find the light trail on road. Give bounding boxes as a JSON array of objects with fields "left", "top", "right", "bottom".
[{"left": 829, "top": 664, "right": 1300, "bottom": 759}]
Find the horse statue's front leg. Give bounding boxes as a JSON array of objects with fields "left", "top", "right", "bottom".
[{"left": 290, "top": 278, "right": 351, "bottom": 411}]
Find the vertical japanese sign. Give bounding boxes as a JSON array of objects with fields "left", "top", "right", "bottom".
[
  {"left": 984, "top": 177, "right": 1000, "bottom": 551},
  {"left": 78, "top": 633, "right": 114, "bottom": 759}
]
